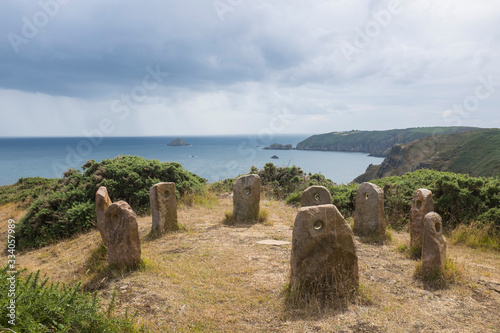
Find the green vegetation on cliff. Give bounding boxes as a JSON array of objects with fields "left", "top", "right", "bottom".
[
  {"left": 296, "top": 127, "right": 480, "bottom": 157},
  {"left": 15, "top": 156, "right": 206, "bottom": 250},
  {"left": 355, "top": 128, "right": 500, "bottom": 181}
]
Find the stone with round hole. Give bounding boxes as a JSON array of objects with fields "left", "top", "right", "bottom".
[
  {"left": 353, "top": 182, "right": 386, "bottom": 239},
  {"left": 410, "top": 188, "right": 434, "bottom": 250},
  {"left": 301, "top": 185, "right": 332, "bottom": 207},
  {"left": 104, "top": 201, "right": 141, "bottom": 267},
  {"left": 290, "top": 204, "right": 359, "bottom": 296},
  {"left": 422, "top": 212, "right": 447, "bottom": 275},
  {"left": 233, "top": 174, "right": 261, "bottom": 223},
  {"left": 96, "top": 186, "right": 112, "bottom": 247},
  {"left": 150, "top": 182, "right": 178, "bottom": 235}
]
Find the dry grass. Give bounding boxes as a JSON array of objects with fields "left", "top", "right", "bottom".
[
  {"left": 1, "top": 198, "right": 499, "bottom": 332},
  {"left": 450, "top": 222, "right": 500, "bottom": 251},
  {"left": 413, "top": 258, "right": 465, "bottom": 290},
  {"left": 0, "top": 202, "right": 26, "bottom": 241}
]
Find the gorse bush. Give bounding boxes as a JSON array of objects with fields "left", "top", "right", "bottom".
[
  {"left": 0, "top": 177, "right": 58, "bottom": 207},
  {"left": 0, "top": 268, "right": 140, "bottom": 332},
  {"left": 327, "top": 169, "right": 500, "bottom": 231},
  {"left": 251, "top": 163, "right": 334, "bottom": 200},
  {"left": 209, "top": 163, "right": 334, "bottom": 202},
  {"left": 373, "top": 170, "right": 500, "bottom": 229},
  {"left": 16, "top": 156, "right": 206, "bottom": 250}
]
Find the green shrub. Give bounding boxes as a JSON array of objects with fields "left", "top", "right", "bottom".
[
  {"left": 0, "top": 268, "right": 140, "bottom": 332},
  {"left": 212, "top": 163, "right": 335, "bottom": 206},
  {"left": 271, "top": 168, "right": 500, "bottom": 246},
  {"left": 331, "top": 183, "right": 358, "bottom": 217},
  {"left": 369, "top": 169, "right": 500, "bottom": 230},
  {"left": 0, "top": 177, "right": 58, "bottom": 207},
  {"left": 478, "top": 207, "right": 500, "bottom": 226},
  {"left": 251, "top": 163, "right": 334, "bottom": 200},
  {"left": 209, "top": 178, "right": 235, "bottom": 194},
  {"left": 285, "top": 192, "right": 302, "bottom": 207},
  {"left": 16, "top": 156, "right": 207, "bottom": 250}
]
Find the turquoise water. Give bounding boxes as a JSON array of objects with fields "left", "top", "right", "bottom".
[{"left": 0, "top": 135, "right": 384, "bottom": 186}]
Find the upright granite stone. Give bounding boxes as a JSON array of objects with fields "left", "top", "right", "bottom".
[
  {"left": 233, "top": 174, "right": 261, "bottom": 223},
  {"left": 422, "top": 212, "right": 447, "bottom": 275},
  {"left": 290, "top": 204, "right": 359, "bottom": 295},
  {"left": 149, "top": 182, "right": 178, "bottom": 235},
  {"left": 353, "top": 182, "right": 386, "bottom": 238},
  {"left": 104, "top": 201, "right": 141, "bottom": 267},
  {"left": 95, "top": 186, "right": 112, "bottom": 246},
  {"left": 301, "top": 186, "right": 332, "bottom": 207},
  {"left": 410, "top": 188, "right": 434, "bottom": 250}
]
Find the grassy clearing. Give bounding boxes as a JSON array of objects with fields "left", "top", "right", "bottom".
[
  {"left": 179, "top": 191, "right": 219, "bottom": 209},
  {"left": 3, "top": 198, "right": 500, "bottom": 332}
]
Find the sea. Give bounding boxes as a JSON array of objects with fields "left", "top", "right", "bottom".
[{"left": 0, "top": 135, "right": 384, "bottom": 186}]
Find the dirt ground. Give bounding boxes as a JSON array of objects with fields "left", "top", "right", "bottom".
[{"left": 1, "top": 197, "right": 499, "bottom": 332}]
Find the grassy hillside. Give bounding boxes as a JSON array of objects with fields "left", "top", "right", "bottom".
[
  {"left": 296, "top": 127, "right": 480, "bottom": 157},
  {"left": 355, "top": 128, "right": 500, "bottom": 181}
]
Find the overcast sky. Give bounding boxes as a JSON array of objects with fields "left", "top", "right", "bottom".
[{"left": 1, "top": 0, "right": 499, "bottom": 137}]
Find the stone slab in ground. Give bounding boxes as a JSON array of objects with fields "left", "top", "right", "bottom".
[{"left": 255, "top": 239, "right": 291, "bottom": 246}]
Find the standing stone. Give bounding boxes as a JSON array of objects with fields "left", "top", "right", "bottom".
[
  {"left": 149, "top": 182, "right": 178, "bottom": 235},
  {"left": 233, "top": 174, "right": 261, "bottom": 223},
  {"left": 290, "top": 204, "right": 359, "bottom": 296},
  {"left": 301, "top": 186, "right": 332, "bottom": 207},
  {"left": 410, "top": 188, "right": 434, "bottom": 250},
  {"left": 95, "top": 186, "right": 112, "bottom": 247},
  {"left": 104, "top": 201, "right": 141, "bottom": 267},
  {"left": 422, "top": 212, "right": 447, "bottom": 275},
  {"left": 353, "top": 182, "right": 386, "bottom": 239}
]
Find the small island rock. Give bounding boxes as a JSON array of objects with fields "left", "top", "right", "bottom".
[
  {"left": 264, "top": 143, "right": 293, "bottom": 150},
  {"left": 167, "top": 138, "right": 191, "bottom": 146}
]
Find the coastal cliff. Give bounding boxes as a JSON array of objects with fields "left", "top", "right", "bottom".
[
  {"left": 296, "top": 127, "right": 480, "bottom": 157},
  {"left": 354, "top": 128, "right": 500, "bottom": 182}
]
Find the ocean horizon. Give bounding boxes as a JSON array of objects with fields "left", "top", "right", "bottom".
[{"left": 0, "top": 135, "right": 384, "bottom": 186}]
